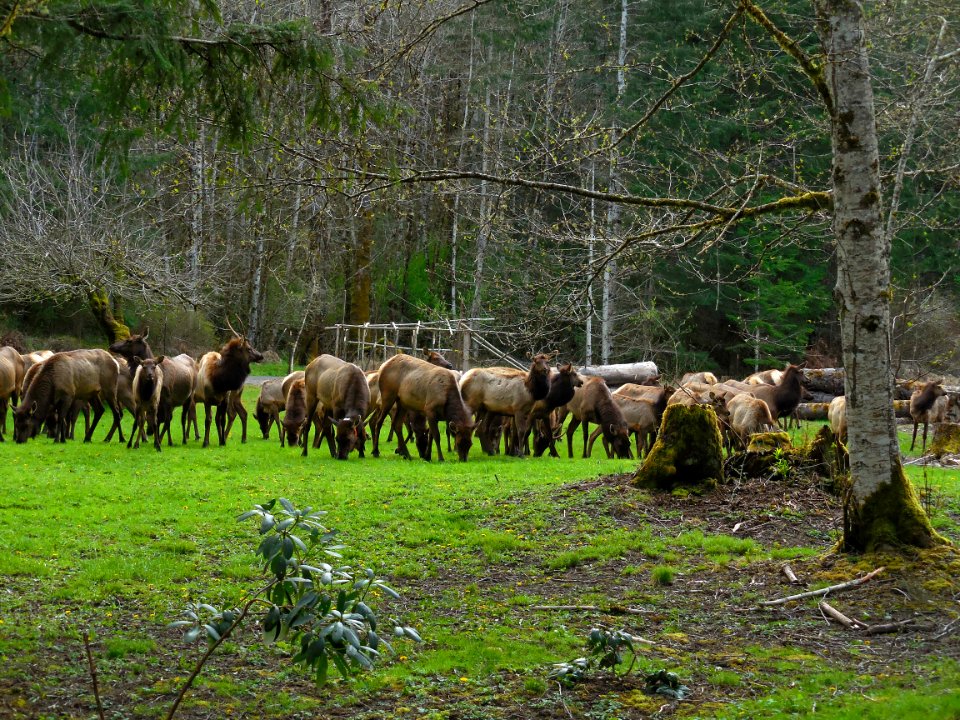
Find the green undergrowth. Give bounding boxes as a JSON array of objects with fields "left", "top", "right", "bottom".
[{"left": 0, "top": 401, "right": 957, "bottom": 719}]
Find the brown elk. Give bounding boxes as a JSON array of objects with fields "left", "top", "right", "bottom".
[
  {"left": 459, "top": 353, "right": 551, "bottom": 456},
  {"left": 587, "top": 392, "right": 660, "bottom": 460},
  {"left": 373, "top": 354, "right": 474, "bottom": 462},
  {"left": 128, "top": 357, "right": 165, "bottom": 451},
  {"left": 680, "top": 371, "right": 718, "bottom": 386},
  {"left": 527, "top": 363, "right": 583, "bottom": 457},
  {"left": 280, "top": 378, "right": 308, "bottom": 448},
  {"left": 194, "top": 327, "right": 264, "bottom": 447},
  {"left": 301, "top": 355, "right": 370, "bottom": 459},
  {"left": 109, "top": 334, "right": 197, "bottom": 446},
  {"left": 0, "top": 346, "right": 25, "bottom": 440},
  {"left": 726, "top": 393, "right": 779, "bottom": 451},
  {"left": 723, "top": 365, "right": 805, "bottom": 423},
  {"left": 20, "top": 350, "right": 53, "bottom": 377},
  {"left": 565, "top": 376, "right": 632, "bottom": 459},
  {"left": 14, "top": 349, "right": 124, "bottom": 443},
  {"left": 255, "top": 378, "right": 286, "bottom": 439},
  {"left": 909, "top": 381, "right": 949, "bottom": 452}
]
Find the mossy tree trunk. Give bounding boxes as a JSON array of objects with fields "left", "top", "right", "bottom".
[
  {"left": 815, "top": 0, "right": 942, "bottom": 552},
  {"left": 88, "top": 288, "right": 130, "bottom": 345},
  {"left": 631, "top": 404, "right": 724, "bottom": 491}
]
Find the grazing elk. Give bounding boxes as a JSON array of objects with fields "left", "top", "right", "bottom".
[
  {"left": 0, "top": 346, "right": 25, "bottom": 440},
  {"left": 255, "top": 378, "right": 286, "bottom": 439},
  {"left": 280, "top": 378, "right": 308, "bottom": 448},
  {"left": 587, "top": 392, "right": 661, "bottom": 460},
  {"left": 373, "top": 354, "right": 474, "bottom": 462},
  {"left": 194, "top": 327, "right": 264, "bottom": 447},
  {"left": 14, "top": 349, "right": 123, "bottom": 443},
  {"left": 301, "top": 355, "right": 370, "bottom": 459},
  {"left": 128, "top": 357, "right": 165, "bottom": 451},
  {"left": 20, "top": 350, "right": 54, "bottom": 377},
  {"left": 459, "top": 353, "right": 551, "bottom": 456},
  {"left": 909, "top": 381, "right": 949, "bottom": 453},
  {"left": 565, "top": 376, "right": 632, "bottom": 459},
  {"left": 726, "top": 392, "right": 779, "bottom": 451},
  {"left": 723, "top": 364, "right": 805, "bottom": 424}
]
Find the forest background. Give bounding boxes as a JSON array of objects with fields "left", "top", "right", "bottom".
[{"left": 0, "top": 0, "right": 957, "bottom": 379}]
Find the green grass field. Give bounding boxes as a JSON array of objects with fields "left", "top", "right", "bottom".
[{"left": 0, "top": 401, "right": 957, "bottom": 719}]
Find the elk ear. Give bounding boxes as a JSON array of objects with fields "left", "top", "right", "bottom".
[
  {"left": 133, "top": 355, "right": 142, "bottom": 364},
  {"left": 156, "top": 355, "right": 166, "bottom": 364},
  {"left": 142, "top": 327, "right": 149, "bottom": 340},
  {"left": 30, "top": 401, "right": 38, "bottom": 414}
]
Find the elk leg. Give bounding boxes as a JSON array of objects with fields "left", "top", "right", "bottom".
[
  {"left": 909, "top": 421, "right": 919, "bottom": 451},
  {"left": 587, "top": 426, "right": 603, "bottom": 457},
  {"left": 215, "top": 400, "right": 228, "bottom": 446},
  {"left": 202, "top": 401, "right": 213, "bottom": 448},
  {"left": 392, "top": 406, "right": 411, "bottom": 460},
  {"left": 300, "top": 398, "right": 319, "bottom": 457},
  {"left": 0, "top": 397, "right": 6, "bottom": 436},
  {"left": 428, "top": 415, "right": 444, "bottom": 462},
  {"left": 922, "top": 421, "right": 929, "bottom": 453},
  {"left": 236, "top": 400, "right": 248, "bottom": 443},
  {"left": 566, "top": 416, "right": 581, "bottom": 458},
  {"left": 85, "top": 396, "right": 106, "bottom": 443}
]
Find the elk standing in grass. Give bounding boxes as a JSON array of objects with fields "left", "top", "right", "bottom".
[
  {"left": 301, "top": 355, "right": 369, "bottom": 459},
  {"left": 565, "top": 376, "right": 632, "bottom": 459},
  {"left": 373, "top": 354, "right": 474, "bottom": 462},
  {"left": 128, "top": 357, "right": 165, "bottom": 451},
  {"left": 280, "top": 378, "right": 308, "bottom": 448},
  {"left": 194, "top": 325, "right": 264, "bottom": 447},
  {"left": 909, "top": 381, "right": 949, "bottom": 453}
]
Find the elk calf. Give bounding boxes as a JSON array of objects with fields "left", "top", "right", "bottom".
[
  {"left": 129, "top": 357, "right": 164, "bottom": 451},
  {"left": 280, "top": 378, "right": 307, "bottom": 448}
]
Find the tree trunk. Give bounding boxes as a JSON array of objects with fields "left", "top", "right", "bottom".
[
  {"left": 88, "top": 288, "right": 130, "bottom": 344},
  {"left": 815, "top": 0, "right": 942, "bottom": 551}
]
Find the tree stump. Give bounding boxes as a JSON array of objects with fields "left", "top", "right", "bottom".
[
  {"left": 930, "top": 423, "right": 960, "bottom": 458},
  {"left": 631, "top": 404, "right": 723, "bottom": 491}
]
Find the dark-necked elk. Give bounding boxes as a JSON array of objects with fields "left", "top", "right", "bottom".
[
  {"left": 109, "top": 333, "right": 197, "bottom": 446},
  {"left": 909, "top": 381, "right": 949, "bottom": 453},
  {"left": 128, "top": 357, "right": 165, "bottom": 451},
  {"left": 0, "top": 346, "right": 25, "bottom": 441},
  {"left": 565, "top": 376, "right": 631, "bottom": 459},
  {"left": 14, "top": 349, "right": 123, "bottom": 443},
  {"left": 373, "top": 354, "right": 474, "bottom": 462},
  {"left": 723, "top": 364, "right": 805, "bottom": 425},
  {"left": 280, "top": 378, "right": 308, "bottom": 448},
  {"left": 194, "top": 328, "right": 263, "bottom": 447},
  {"left": 459, "top": 353, "right": 551, "bottom": 456},
  {"left": 529, "top": 363, "right": 583, "bottom": 457},
  {"left": 301, "top": 355, "right": 369, "bottom": 459}
]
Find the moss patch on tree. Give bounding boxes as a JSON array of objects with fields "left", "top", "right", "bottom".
[
  {"left": 631, "top": 404, "right": 723, "bottom": 491},
  {"left": 842, "top": 464, "right": 948, "bottom": 553},
  {"left": 88, "top": 288, "right": 131, "bottom": 344}
]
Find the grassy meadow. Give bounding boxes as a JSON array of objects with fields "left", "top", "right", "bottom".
[{"left": 0, "top": 394, "right": 958, "bottom": 719}]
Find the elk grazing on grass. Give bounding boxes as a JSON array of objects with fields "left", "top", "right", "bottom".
[
  {"left": 726, "top": 392, "right": 779, "bottom": 451},
  {"left": 14, "top": 349, "right": 124, "bottom": 443},
  {"left": 194, "top": 325, "right": 264, "bottom": 447},
  {"left": 280, "top": 378, "right": 308, "bottom": 448},
  {"left": 373, "top": 354, "right": 474, "bottom": 462},
  {"left": 301, "top": 355, "right": 370, "bottom": 459},
  {"left": 587, "top": 391, "right": 661, "bottom": 460},
  {"left": 565, "top": 376, "right": 632, "bottom": 459},
  {"left": 0, "top": 346, "right": 25, "bottom": 440},
  {"left": 909, "top": 381, "right": 949, "bottom": 453},
  {"left": 255, "top": 378, "right": 286, "bottom": 439},
  {"left": 459, "top": 353, "right": 551, "bottom": 456},
  {"left": 128, "top": 357, "right": 165, "bottom": 451}
]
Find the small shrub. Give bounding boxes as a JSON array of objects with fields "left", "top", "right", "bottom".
[{"left": 651, "top": 566, "right": 676, "bottom": 586}]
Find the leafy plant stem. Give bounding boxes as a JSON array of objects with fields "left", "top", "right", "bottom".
[{"left": 164, "top": 579, "right": 278, "bottom": 720}]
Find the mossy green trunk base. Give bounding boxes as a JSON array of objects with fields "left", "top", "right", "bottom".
[
  {"left": 88, "top": 289, "right": 131, "bottom": 344},
  {"left": 842, "top": 464, "right": 947, "bottom": 553},
  {"left": 632, "top": 404, "right": 723, "bottom": 491},
  {"left": 930, "top": 423, "right": 960, "bottom": 458}
]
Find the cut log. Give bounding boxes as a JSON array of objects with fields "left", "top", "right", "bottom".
[
  {"left": 796, "top": 403, "right": 830, "bottom": 421},
  {"left": 801, "top": 368, "right": 845, "bottom": 396},
  {"left": 578, "top": 362, "right": 659, "bottom": 388}
]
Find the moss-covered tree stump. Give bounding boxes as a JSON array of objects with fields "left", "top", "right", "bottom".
[
  {"left": 930, "top": 423, "right": 960, "bottom": 458},
  {"left": 632, "top": 404, "right": 723, "bottom": 491}
]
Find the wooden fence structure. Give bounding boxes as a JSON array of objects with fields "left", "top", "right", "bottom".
[{"left": 327, "top": 319, "right": 526, "bottom": 371}]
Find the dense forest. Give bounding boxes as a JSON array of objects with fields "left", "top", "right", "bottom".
[{"left": 0, "top": 0, "right": 957, "bottom": 377}]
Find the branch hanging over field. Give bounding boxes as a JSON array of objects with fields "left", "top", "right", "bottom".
[{"left": 341, "top": 167, "right": 833, "bottom": 220}]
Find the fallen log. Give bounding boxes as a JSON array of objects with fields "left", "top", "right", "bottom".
[
  {"left": 801, "top": 368, "right": 845, "bottom": 396},
  {"left": 759, "top": 567, "right": 885, "bottom": 606},
  {"left": 578, "top": 361, "right": 660, "bottom": 388}
]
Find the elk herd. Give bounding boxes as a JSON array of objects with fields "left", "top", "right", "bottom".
[{"left": 0, "top": 333, "right": 957, "bottom": 462}]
